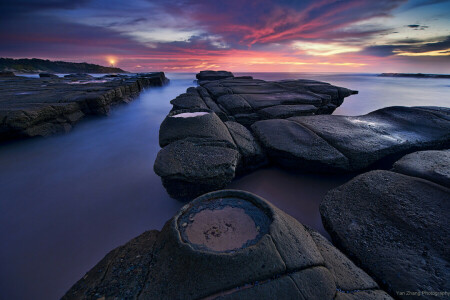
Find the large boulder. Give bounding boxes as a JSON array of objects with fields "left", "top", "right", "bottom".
[
  {"left": 159, "top": 109, "right": 235, "bottom": 148},
  {"left": 251, "top": 106, "right": 450, "bottom": 172},
  {"left": 391, "top": 149, "right": 450, "bottom": 187},
  {"left": 320, "top": 167, "right": 450, "bottom": 299},
  {"left": 154, "top": 138, "right": 240, "bottom": 200},
  {"left": 64, "top": 190, "right": 391, "bottom": 300},
  {"left": 196, "top": 70, "right": 234, "bottom": 81}
]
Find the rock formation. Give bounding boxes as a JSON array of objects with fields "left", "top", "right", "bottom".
[
  {"left": 63, "top": 190, "right": 392, "bottom": 300},
  {"left": 0, "top": 72, "right": 169, "bottom": 142},
  {"left": 320, "top": 150, "right": 450, "bottom": 299},
  {"left": 155, "top": 71, "right": 361, "bottom": 199},
  {"left": 155, "top": 71, "right": 450, "bottom": 200}
]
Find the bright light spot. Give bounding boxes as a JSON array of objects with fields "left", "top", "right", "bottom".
[
  {"left": 394, "top": 48, "right": 450, "bottom": 56},
  {"left": 293, "top": 41, "right": 362, "bottom": 56}
]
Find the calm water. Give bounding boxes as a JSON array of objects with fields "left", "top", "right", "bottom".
[{"left": 0, "top": 73, "right": 449, "bottom": 299}]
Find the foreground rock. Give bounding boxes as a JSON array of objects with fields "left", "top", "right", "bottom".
[
  {"left": 0, "top": 72, "right": 168, "bottom": 142},
  {"left": 64, "top": 190, "right": 391, "bottom": 300},
  {"left": 320, "top": 151, "right": 450, "bottom": 299},
  {"left": 155, "top": 71, "right": 359, "bottom": 199}
]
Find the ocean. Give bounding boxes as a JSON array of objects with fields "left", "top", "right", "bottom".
[{"left": 0, "top": 72, "right": 449, "bottom": 299}]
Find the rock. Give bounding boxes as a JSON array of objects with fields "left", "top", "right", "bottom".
[
  {"left": 154, "top": 138, "right": 240, "bottom": 200},
  {"left": 159, "top": 110, "right": 236, "bottom": 148},
  {"left": 0, "top": 72, "right": 169, "bottom": 142},
  {"left": 251, "top": 119, "right": 350, "bottom": 171},
  {"left": 196, "top": 70, "right": 234, "bottom": 81},
  {"left": 39, "top": 73, "right": 58, "bottom": 78},
  {"left": 64, "top": 190, "right": 391, "bottom": 299},
  {"left": 259, "top": 104, "right": 318, "bottom": 119},
  {"left": 155, "top": 70, "right": 359, "bottom": 199},
  {"left": 62, "top": 230, "right": 159, "bottom": 299},
  {"left": 320, "top": 169, "right": 450, "bottom": 299},
  {"left": 392, "top": 149, "right": 450, "bottom": 187},
  {"left": 0, "top": 71, "right": 16, "bottom": 77},
  {"left": 63, "top": 73, "right": 94, "bottom": 80},
  {"left": 248, "top": 106, "right": 450, "bottom": 173},
  {"left": 224, "top": 121, "right": 267, "bottom": 173},
  {"left": 289, "top": 106, "right": 450, "bottom": 170}
]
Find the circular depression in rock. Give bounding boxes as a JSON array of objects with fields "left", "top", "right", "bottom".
[{"left": 178, "top": 197, "right": 271, "bottom": 252}]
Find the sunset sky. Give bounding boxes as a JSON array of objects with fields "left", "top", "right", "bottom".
[{"left": 1, "top": 0, "right": 449, "bottom": 73}]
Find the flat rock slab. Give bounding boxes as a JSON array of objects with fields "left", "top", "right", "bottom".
[
  {"left": 0, "top": 72, "right": 169, "bottom": 142},
  {"left": 320, "top": 167, "right": 450, "bottom": 299},
  {"left": 155, "top": 70, "right": 358, "bottom": 199},
  {"left": 254, "top": 106, "right": 450, "bottom": 172},
  {"left": 64, "top": 190, "right": 391, "bottom": 300}
]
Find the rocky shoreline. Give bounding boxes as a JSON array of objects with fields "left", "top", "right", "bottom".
[{"left": 0, "top": 72, "right": 169, "bottom": 142}]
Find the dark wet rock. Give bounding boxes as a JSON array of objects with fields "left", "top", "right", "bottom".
[
  {"left": 159, "top": 110, "right": 235, "bottom": 148},
  {"left": 154, "top": 139, "right": 240, "bottom": 200},
  {"left": 259, "top": 104, "right": 318, "bottom": 119},
  {"left": 0, "top": 71, "right": 15, "bottom": 77},
  {"left": 63, "top": 73, "right": 94, "bottom": 80},
  {"left": 62, "top": 230, "right": 159, "bottom": 300},
  {"left": 196, "top": 70, "right": 234, "bottom": 81},
  {"left": 289, "top": 106, "right": 450, "bottom": 170},
  {"left": 224, "top": 121, "right": 267, "bottom": 173},
  {"left": 39, "top": 73, "right": 58, "bottom": 78},
  {"left": 320, "top": 170, "right": 450, "bottom": 299},
  {"left": 392, "top": 149, "right": 450, "bottom": 187},
  {"left": 247, "top": 106, "right": 450, "bottom": 173},
  {"left": 155, "top": 71, "right": 359, "bottom": 199},
  {"left": 64, "top": 190, "right": 391, "bottom": 300},
  {"left": 0, "top": 72, "right": 169, "bottom": 142},
  {"left": 252, "top": 119, "right": 350, "bottom": 171}
]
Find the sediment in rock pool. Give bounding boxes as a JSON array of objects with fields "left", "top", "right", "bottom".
[
  {"left": 63, "top": 190, "right": 392, "bottom": 300},
  {"left": 155, "top": 70, "right": 360, "bottom": 199},
  {"left": 0, "top": 72, "right": 169, "bottom": 142},
  {"left": 320, "top": 150, "right": 450, "bottom": 299}
]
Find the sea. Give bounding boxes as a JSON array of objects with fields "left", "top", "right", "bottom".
[{"left": 1, "top": 72, "right": 449, "bottom": 299}]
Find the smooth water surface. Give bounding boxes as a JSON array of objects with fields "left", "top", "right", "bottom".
[{"left": 0, "top": 72, "right": 449, "bottom": 299}]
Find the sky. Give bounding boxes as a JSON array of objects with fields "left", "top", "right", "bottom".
[{"left": 0, "top": 0, "right": 449, "bottom": 73}]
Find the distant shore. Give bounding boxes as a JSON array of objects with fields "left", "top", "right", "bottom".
[{"left": 379, "top": 73, "right": 450, "bottom": 78}]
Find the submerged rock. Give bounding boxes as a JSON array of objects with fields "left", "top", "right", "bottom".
[
  {"left": 320, "top": 152, "right": 450, "bottom": 299},
  {"left": 63, "top": 190, "right": 391, "bottom": 300},
  {"left": 0, "top": 72, "right": 169, "bottom": 142}
]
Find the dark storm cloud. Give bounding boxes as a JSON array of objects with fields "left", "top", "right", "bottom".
[
  {"left": 363, "top": 36, "right": 450, "bottom": 57},
  {"left": 407, "top": 24, "right": 429, "bottom": 30},
  {"left": 0, "top": 0, "right": 91, "bottom": 17}
]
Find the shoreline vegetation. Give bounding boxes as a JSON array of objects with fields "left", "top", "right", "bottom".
[{"left": 0, "top": 58, "right": 126, "bottom": 74}]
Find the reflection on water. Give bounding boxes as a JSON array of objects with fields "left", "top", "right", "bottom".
[{"left": 0, "top": 73, "right": 449, "bottom": 299}]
